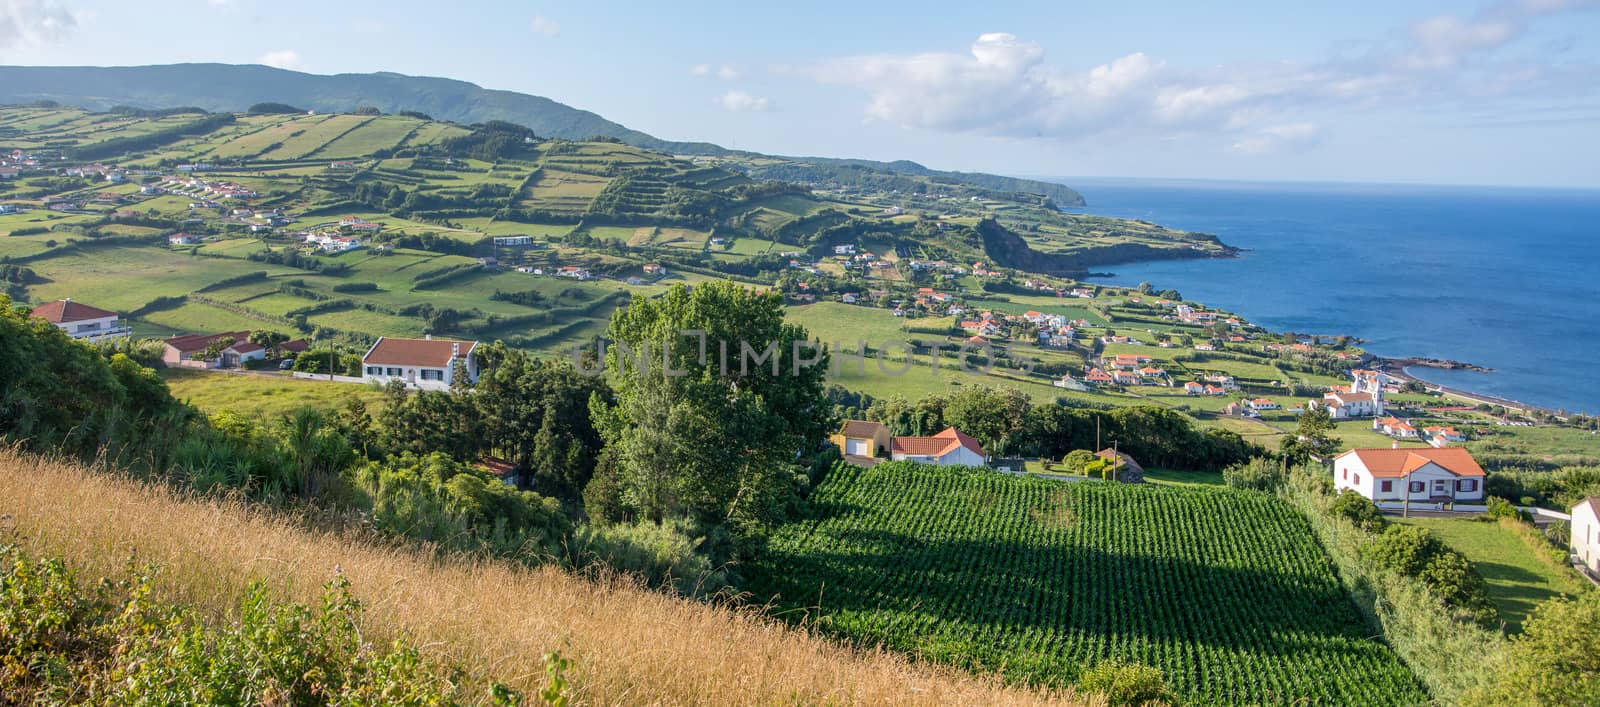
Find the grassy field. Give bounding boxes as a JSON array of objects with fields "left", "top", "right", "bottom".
[
  {"left": 1394, "top": 516, "right": 1590, "bottom": 632},
  {"left": 0, "top": 450, "right": 1075, "bottom": 706},
  {"left": 748, "top": 463, "right": 1425, "bottom": 703},
  {"left": 162, "top": 369, "right": 387, "bottom": 419}
]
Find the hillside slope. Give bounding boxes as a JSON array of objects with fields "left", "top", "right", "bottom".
[
  {"left": 0, "top": 63, "right": 1083, "bottom": 205},
  {"left": 0, "top": 449, "right": 1082, "bottom": 705}
]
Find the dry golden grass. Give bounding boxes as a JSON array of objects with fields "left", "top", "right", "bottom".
[{"left": 0, "top": 449, "right": 1089, "bottom": 706}]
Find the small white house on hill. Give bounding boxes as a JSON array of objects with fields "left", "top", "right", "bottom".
[
  {"left": 1332, "top": 448, "right": 1486, "bottom": 504},
  {"left": 1572, "top": 497, "right": 1600, "bottom": 578},
  {"left": 30, "top": 299, "right": 130, "bottom": 341},
  {"left": 362, "top": 336, "right": 479, "bottom": 390}
]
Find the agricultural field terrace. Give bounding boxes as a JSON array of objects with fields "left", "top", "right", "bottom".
[
  {"left": 0, "top": 102, "right": 1578, "bottom": 457},
  {"left": 747, "top": 461, "right": 1429, "bottom": 705}
]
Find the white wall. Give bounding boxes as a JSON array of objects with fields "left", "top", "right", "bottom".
[
  {"left": 56, "top": 315, "right": 128, "bottom": 341},
  {"left": 1574, "top": 503, "right": 1600, "bottom": 575},
  {"left": 1333, "top": 458, "right": 1484, "bottom": 502}
]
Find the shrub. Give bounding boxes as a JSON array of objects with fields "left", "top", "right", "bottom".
[
  {"left": 1061, "top": 449, "right": 1097, "bottom": 471},
  {"left": 0, "top": 547, "right": 518, "bottom": 703},
  {"left": 569, "top": 519, "right": 732, "bottom": 597},
  {"left": 1484, "top": 496, "right": 1531, "bottom": 522},
  {"left": 1330, "top": 490, "right": 1387, "bottom": 532},
  {"left": 1463, "top": 591, "right": 1600, "bottom": 706},
  {"left": 1223, "top": 457, "right": 1285, "bottom": 492},
  {"left": 1076, "top": 660, "right": 1172, "bottom": 706},
  {"left": 1363, "top": 525, "right": 1496, "bottom": 625}
]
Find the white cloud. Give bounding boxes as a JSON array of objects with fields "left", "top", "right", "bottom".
[
  {"left": 0, "top": 0, "right": 78, "bottom": 49},
  {"left": 1231, "top": 122, "right": 1320, "bottom": 155},
  {"left": 690, "top": 63, "right": 743, "bottom": 80},
  {"left": 798, "top": 2, "right": 1600, "bottom": 153},
  {"left": 715, "top": 90, "right": 771, "bottom": 112},
  {"left": 530, "top": 15, "right": 559, "bottom": 37},
  {"left": 257, "top": 49, "right": 303, "bottom": 71}
]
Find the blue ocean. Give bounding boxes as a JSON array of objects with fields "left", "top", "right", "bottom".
[{"left": 1052, "top": 178, "right": 1600, "bottom": 415}]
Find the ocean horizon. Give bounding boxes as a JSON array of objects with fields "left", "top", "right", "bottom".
[{"left": 1049, "top": 177, "right": 1600, "bottom": 416}]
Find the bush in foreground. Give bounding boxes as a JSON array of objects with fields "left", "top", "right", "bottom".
[{"left": 0, "top": 546, "right": 538, "bottom": 704}]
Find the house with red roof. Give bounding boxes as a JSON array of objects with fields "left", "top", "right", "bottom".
[
  {"left": 361, "top": 335, "right": 479, "bottom": 390},
  {"left": 162, "top": 331, "right": 263, "bottom": 368},
  {"left": 1372, "top": 417, "right": 1419, "bottom": 438},
  {"left": 1085, "top": 368, "right": 1114, "bottom": 385},
  {"left": 1183, "top": 381, "right": 1205, "bottom": 395},
  {"left": 1423, "top": 426, "right": 1466, "bottom": 447},
  {"left": 890, "top": 427, "right": 985, "bottom": 467},
  {"left": 1332, "top": 448, "right": 1486, "bottom": 503},
  {"left": 29, "top": 299, "right": 130, "bottom": 341}
]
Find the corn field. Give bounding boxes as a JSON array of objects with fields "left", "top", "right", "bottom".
[{"left": 748, "top": 462, "right": 1427, "bottom": 705}]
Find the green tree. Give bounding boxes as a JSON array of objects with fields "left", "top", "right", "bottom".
[
  {"left": 943, "top": 386, "right": 1030, "bottom": 458},
  {"left": 1061, "top": 449, "right": 1098, "bottom": 471},
  {"left": 471, "top": 343, "right": 610, "bottom": 503},
  {"left": 248, "top": 330, "right": 290, "bottom": 351},
  {"left": 591, "top": 282, "right": 830, "bottom": 532},
  {"left": 1465, "top": 591, "right": 1600, "bottom": 706},
  {"left": 1282, "top": 406, "right": 1339, "bottom": 464}
]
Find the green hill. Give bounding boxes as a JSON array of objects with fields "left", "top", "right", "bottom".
[{"left": 0, "top": 63, "right": 1083, "bottom": 206}]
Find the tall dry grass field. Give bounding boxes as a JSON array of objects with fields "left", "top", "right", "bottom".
[{"left": 0, "top": 449, "right": 1088, "bottom": 706}]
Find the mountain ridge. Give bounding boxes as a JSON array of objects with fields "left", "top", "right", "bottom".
[{"left": 0, "top": 62, "right": 1084, "bottom": 206}]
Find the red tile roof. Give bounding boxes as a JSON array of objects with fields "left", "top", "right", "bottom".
[
  {"left": 892, "top": 427, "right": 983, "bottom": 458},
  {"left": 476, "top": 455, "right": 519, "bottom": 479},
  {"left": 30, "top": 299, "right": 116, "bottom": 323},
  {"left": 164, "top": 331, "right": 251, "bottom": 353},
  {"left": 363, "top": 336, "right": 478, "bottom": 368},
  {"left": 1338, "top": 448, "right": 1486, "bottom": 478}
]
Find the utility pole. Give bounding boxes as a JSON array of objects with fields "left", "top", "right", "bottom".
[{"left": 1402, "top": 467, "right": 1412, "bottom": 518}]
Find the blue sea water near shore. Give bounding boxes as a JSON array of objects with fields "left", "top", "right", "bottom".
[{"left": 1052, "top": 177, "right": 1600, "bottom": 415}]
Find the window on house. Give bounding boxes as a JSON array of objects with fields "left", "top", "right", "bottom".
[
  {"left": 420, "top": 369, "right": 443, "bottom": 381},
  {"left": 1341, "top": 468, "right": 1347, "bottom": 480},
  {"left": 386, "top": 367, "right": 402, "bottom": 376},
  {"left": 365, "top": 366, "right": 381, "bottom": 375},
  {"left": 1380, "top": 480, "right": 1392, "bottom": 492},
  {"left": 1456, "top": 479, "right": 1476, "bottom": 493}
]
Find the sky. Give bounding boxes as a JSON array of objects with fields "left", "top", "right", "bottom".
[{"left": 2, "top": 0, "right": 1598, "bottom": 188}]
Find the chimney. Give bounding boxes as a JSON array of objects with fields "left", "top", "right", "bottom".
[
  {"left": 452, "top": 342, "right": 460, "bottom": 358},
  {"left": 424, "top": 334, "right": 432, "bottom": 340},
  {"left": 1392, "top": 441, "right": 1399, "bottom": 449}
]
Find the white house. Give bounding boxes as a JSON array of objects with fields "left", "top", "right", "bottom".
[
  {"left": 362, "top": 336, "right": 479, "bottom": 390},
  {"left": 1572, "top": 497, "right": 1600, "bottom": 578},
  {"left": 493, "top": 235, "right": 534, "bottom": 247},
  {"left": 30, "top": 299, "right": 130, "bottom": 341},
  {"left": 890, "top": 427, "right": 985, "bottom": 466},
  {"left": 1313, "top": 370, "right": 1387, "bottom": 418},
  {"left": 168, "top": 233, "right": 201, "bottom": 246},
  {"left": 1332, "top": 448, "right": 1486, "bottom": 504},
  {"left": 1373, "top": 417, "right": 1420, "bottom": 438},
  {"left": 1247, "top": 398, "right": 1280, "bottom": 411},
  {"left": 832, "top": 244, "right": 857, "bottom": 255}
]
